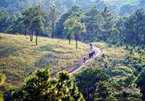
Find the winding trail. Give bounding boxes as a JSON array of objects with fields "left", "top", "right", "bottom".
[
  {"left": 69, "top": 47, "right": 101, "bottom": 75},
  {"left": 51, "top": 46, "right": 101, "bottom": 77}
]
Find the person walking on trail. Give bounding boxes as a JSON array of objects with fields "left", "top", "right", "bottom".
[
  {"left": 89, "top": 42, "right": 93, "bottom": 50},
  {"left": 92, "top": 51, "right": 96, "bottom": 57},
  {"left": 83, "top": 56, "right": 86, "bottom": 64},
  {"left": 89, "top": 51, "right": 94, "bottom": 59},
  {"left": 89, "top": 42, "right": 93, "bottom": 47},
  {"left": 89, "top": 52, "right": 91, "bottom": 58},
  {"left": 89, "top": 42, "right": 93, "bottom": 59}
]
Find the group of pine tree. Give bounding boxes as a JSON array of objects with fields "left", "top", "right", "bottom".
[
  {"left": 1, "top": 4, "right": 145, "bottom": 101},
  {"left": 1, "top": 5, "right": 145, "bottom": 46}
]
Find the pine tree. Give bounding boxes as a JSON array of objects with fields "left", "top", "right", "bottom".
[
  {"left": 124, "top": 9, "right": 145, "bottom": 45},
  {"left": 109, "top": 28, "right": 120, "bottom": 45},
  {"left": 29, "top": 16, "right": 44, "bottom": 45},
  {"left": 21, "top": 5, "right": 47, "bottom": 37},
  {"left": 64, "top": 16, "right": 76, "bottom": 44},
  {"left": 54, "top": 5, "right": 84, "bottom": 39},
  {"left": 0, "top": 8, "right": 8, "bottom": 32},
  {"left": 84, "top": 6, "right": 104, "bottom": 41},
  {"left": 11, "top": 69, "right": 85, "bottom": 101},
  {"left": 102, "top": 7, "right": 115, "bottom": 42},
  {"left": 48, "top": 6, "right": 60, "bottom": 38},
  {"left": 76, "top": 68, "right": 109, "bottom": 101},
  {"left": 64, "top": 16, "right": 85, "bottom": 49},
  {"left": 95, "top": 81, "right": 115, "bottom": 101}
]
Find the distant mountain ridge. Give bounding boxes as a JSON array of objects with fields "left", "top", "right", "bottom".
[{"left": 0, "top": 0, "right": 144, "bottom": 17}]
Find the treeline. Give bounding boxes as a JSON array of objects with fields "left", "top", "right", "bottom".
[
  {"left": 0, "top": 5, "right": 60, "bottom": 37},
  {"left": 54, "top": 6, "right": 145, "bottom": 45},
  {"left": 0, "top": 5, "right": 145, "bottom": 46}
]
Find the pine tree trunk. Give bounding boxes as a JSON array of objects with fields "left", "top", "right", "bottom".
[
  {"left": 76, "top": 37, "right": 78, "bottom": 49},
  {"left": 36, "top": 29, "right": 38, "bottom": 45},
  {"left": 30, "top": 30, "right": 32, "bottom": 41},
  {"left": 13, "top": 26, "right": 16, "bottom": 34},
  {"left": 30, "top": 30, "right": 33, "bottom": 41},
  {"left": 69, "top": 38, "right": 71, "bottom": 44},
  {"left": 75, "top": 34, "right": 78, "bottom": 49},
  {"left": 51, "top": 23, "right": 54, "bottom": 38},
  {"left": 51, "top": 31, "right": 54, "bottom": 38},
  {"left": 25, "top": 26, "right": 27, "bottom": 36},
  {"left": 144, "top": 35, "right": 145, "bottom": 44},
  {"left": 31, "top": 31, "right": 34, "bottom": 41},
  {"left": 68, "top": 34, "right": 71, "bottom": 44}
]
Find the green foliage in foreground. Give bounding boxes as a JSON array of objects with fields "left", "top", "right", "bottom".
[
  {"left": 0, "top": 93, "right": 3, "bottom": 101},
  {"left": 0, "top": 74, "right": 5, "bottom": 86},
  {"left": 11, "top": 69, "right": 85, "bottom": 101},
  {"left": 0, "top": 74, "right": 5, "bottom": 101},
  {"left": 75, "top": 68, "right": 109, "bottom": 101},
  {"left": 137, "top": 68, "right": 145, "bottom": 100}
]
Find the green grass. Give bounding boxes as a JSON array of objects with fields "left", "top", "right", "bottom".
[{"left": 0, "top": 33, "right": 89, "bottom": 88}]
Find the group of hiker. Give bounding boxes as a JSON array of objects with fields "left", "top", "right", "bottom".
[{"left": 83, "top": 43, "right": 96, "bottom": 63}]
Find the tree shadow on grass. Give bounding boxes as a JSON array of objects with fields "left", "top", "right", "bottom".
[
  {"left": 35, "top": 54, "right": 58, "bottom": 68},
  {"left": 0, "top": 47, "right": 21, "bottom": 58},
  {"left": 39, "top": 44, "right": 58, "bottom": 51}
]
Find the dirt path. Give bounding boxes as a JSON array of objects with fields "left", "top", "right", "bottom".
[
  {"left": 51, "top": 46, "right": 101, "bottom": 77},
  {"left": 69, "top": 47, "right": 101, "bottom": 75}
]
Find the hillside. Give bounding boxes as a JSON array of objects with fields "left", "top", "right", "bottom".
[
  {"left": 0, "top": 33, "right": 89, "bottom": 87},
  {"left": 1, "top": 0, "right": 145, "bottom": 100},
  {"left": 1, "top": 33, "right": 145, "bottom": 100}
]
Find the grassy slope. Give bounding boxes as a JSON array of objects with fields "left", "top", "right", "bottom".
[{"left": 0, "top": 33, "right": 89, "bottom": 88}]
